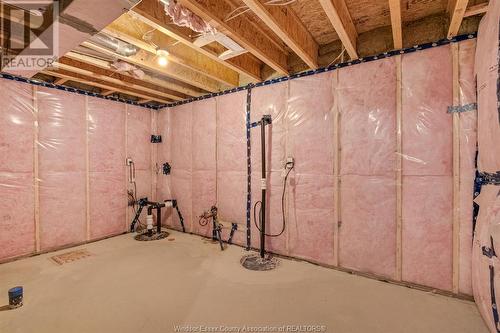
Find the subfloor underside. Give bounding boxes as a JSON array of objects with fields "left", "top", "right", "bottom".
[{"left": 0, "top": 231, "right": 489, "bottom": 333}]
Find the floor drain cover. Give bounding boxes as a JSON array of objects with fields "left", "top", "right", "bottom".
[
  {"left": 51, "top": 249, "right": 92, "bottom": 265},
  {"left": 241, "top": 253, "right": 279, "bottom": 271},
  {"left": 134, "top": 230, "right": 170, "bottom": 241}
]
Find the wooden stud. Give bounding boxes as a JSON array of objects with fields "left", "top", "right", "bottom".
[
  {"left": 464, "top": 2, "right": 488, "bottom": 17},
  {"left": 447, "top": 0, "right": 470, "bottom": 38},
  {"left": 333, "top": 70, "right": 341, "bottom": 266},
  {"left": 125, "top": 105, "right": 130, "bottom": 232},
  {"left": 241, "top": 0, "right": 319, "bottom": 69},
  {"left": 318, "top": 0, "right": 358, "bottom": 59},
  {"left": 54, "top": 78, "right": 68, "bottom": 85},
  {"left": 396, "top": 55, "right": 403, "bottom": 281},
  {"left": 151, "top": 111, "right": 157, "bottom": 203},
  {"left": 101, "top": 90, "right": 115, "bottom": 97},
  {"left": 85, "top": 96, "right": 91, "bottom": 241},
  {"left": 388, "top": 0, "right": 403, "bottom": 49},
  {"left": 451, "top": 42, "right": 460, "bottom": 294},
  {"left": 82, "top": 41, "right": 225, "bottom": 93},
  {"left": 33, "top": 86, "right": 40, "bottom": 253},
  {"left": 178, "top": 0, "right": 289, "bottom": 74}
]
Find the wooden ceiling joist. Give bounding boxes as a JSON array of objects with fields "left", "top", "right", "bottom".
[
  {"left": 103, "top": 21, "right": 240, "bottom": 87},
  {"left": 318, "top": 0, "right": 358, "bottom": 59},
  {"left": 54, "top": 78, "right": 69, "bottom": 85},
  {"left": 241, "top": 0, "right": 318, "bottom": 69},
  {"left": 464, "top": 2, "right": 488, "bottom": 17},
  {"left": 82, "top": 41, "right": 225, "bottom": 93},
  {"left": 55, "top": 57, "right": 186, "bottom": 101},
  {"left": 447, "top": 0, "right": 470, "bottom": 37},
  {"left": 132, "top": 0, "right": 262, "bottom": 82},
  {"left": 43, "top": 69, "right": 173, "bottom": 104},
  {"left": 101, "top": 90, "right": 116, "bottom": 97},
  {"left": 388, "top": 0, "right": 403, "bottom": 49},
  {"left": 65, "top": 51, "right": 202, "bottom": 97},
  {"left": 177, "top": 0, "right": 289, "bottom": 74}
]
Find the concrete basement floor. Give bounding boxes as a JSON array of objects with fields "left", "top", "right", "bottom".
[{"left": 0, "top": 231, "right": 489, "bottom": 333}]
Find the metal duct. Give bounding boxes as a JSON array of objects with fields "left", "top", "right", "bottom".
[{"left": 90, "top": 33, "right": 138, "bottom": 57}]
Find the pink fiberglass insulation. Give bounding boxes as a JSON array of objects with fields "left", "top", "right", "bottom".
[
  {"left": 472, "top": 1, "right": 500, "bottom": 332},
  {"left": 250, "top": 82, "right": 288, "bottom": 255},
  {"left": 473, "top": 186, "right": 500, "bottom": 333},
  {"left": 216, "top": 91, "right": 248, "bottom": 246},
  {"left": 475, "top": 1, "right": 500, "bottom": 174},
  {"left": 88, "top": 98, "right": 126, "bottom": 239},
  {"left": 458, "top": 39, "right": 478, "bottom": 295},
  {"left": 287, "top": 72, "right": 335, "bottom": 265},
  {"left": 157, "top": 109, "right": 172, "bottom": 227},
  {"left": 37, "top": 87, "right": 87, "bottom": 251},
  {"left": 127, "top": 105, "right": 152, "bottom": 225},
  {"left": 0, "top": 80, "right": 35, "bottom": 261},
  {"left": 170, "top": 103, "right": 193, "bottom": 232},
  {"left": 337, "top": 58, "right": 397, "bottom": 279},
  {"left": 191, "top": 99, "right": 217, "bottom": 237},
  {"left": 401, "top": 46, "right": 453, "bottom": 291}
]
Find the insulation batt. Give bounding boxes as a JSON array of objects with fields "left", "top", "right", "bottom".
[
  {"left": 0, "top": 87, "right": 153, "bottom": 261},
  {"left": 471, "top": 1, "right": 500, "bottom": 332},
  {"left": 160, "top": 40, "right": 477, "bottom": 295},
  {"left": 0, "top": 39, "right": 479, "bottom": 305}
]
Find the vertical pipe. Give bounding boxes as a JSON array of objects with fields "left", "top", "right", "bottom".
[
  {"left": 157, "top": 206, "right": 162, "bottom": 234},
  {"left": 260, "top": 118, "right": 267, "bottom": 258}
]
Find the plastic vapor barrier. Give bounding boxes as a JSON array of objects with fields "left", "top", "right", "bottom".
[
  {"left": 471, "top": 1, "right": 500, "bottom": 332},
  {"left": 0, "top": 84, "right": 154, "bottom": 262},
  {"left": 160, "top": 39, "right": 478, "bottom": 295}
]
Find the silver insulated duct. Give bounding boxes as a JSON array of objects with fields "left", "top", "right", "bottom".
[{"left": 90, "top": 33, "right": 138, "bottom": 57}]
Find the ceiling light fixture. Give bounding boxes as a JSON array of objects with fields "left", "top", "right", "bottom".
[{"left": 156, "top": 48, "right": 169, "bottom": 67}]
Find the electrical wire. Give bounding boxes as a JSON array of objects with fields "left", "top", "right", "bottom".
[
  {"left": 225, "top": 0, "right": 297, "bottom": 22},
  {"left": 253, "top": 161, "right": 294, "bottom": 237}
]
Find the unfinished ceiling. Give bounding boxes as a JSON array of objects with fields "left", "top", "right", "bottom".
[{"left": 0, "top": 0, "right": 490, "bottom": 106}]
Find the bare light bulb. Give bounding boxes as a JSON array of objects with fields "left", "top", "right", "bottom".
[
  {"left": 158, "top": 56, "right": 168, "bottom": 67},
  {"left": 156, "top": 49, "right": 169, "bottom": 67}
]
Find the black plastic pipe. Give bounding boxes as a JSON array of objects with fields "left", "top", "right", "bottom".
[{"left": 259, "top": 115, "right": 272, "bottom": 258}]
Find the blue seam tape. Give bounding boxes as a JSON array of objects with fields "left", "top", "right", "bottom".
[
  {"left": 0, "top": 74, "right": 160, "bottom": 110},
  {"left": 246, "top": 85, "right": 253, "bottom": 250},
  {"left": 447, "top": 103, "right": 477, "bottom": 113}
]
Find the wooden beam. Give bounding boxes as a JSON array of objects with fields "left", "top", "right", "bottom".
[
  {"left": 101, "top": 90, "right": 115, "bottom": 96},
  {"left": 241, "top": 0, "right": 318, "bottom": 68},
  {"left": 318, "top": 0, "right": 358, "bottom": 59},
  {"left": 447, "top": 0, "right": 470, "bottom": 37},
  {"left": 132, "top": 0, "right": 262, "bottom": 82},
  {"left": 105, "top": 18, "right": 240, "bottom": 87},
  {"left": 54, "top": 78, "right": 68, "bottom": 85},
  {"left": 451, "top": 43, "right": 460, "bottom": 294},
  {"left": 396, "top": 55, "right": 403, "bottom": 281},
  {"left": 82, "top": 41, "right": 225, "bottom": 93},
  {"left": 43, "top": 69, "right": 173, "bottom": 104},
  {"left": 138, "top": 98, "right": 152, "bottom": 104},
  {"left": 56, "top": 57, "right": 186, "bottom": 101},
  {"left": 388, "top": 0, "right": 403, "bottom": 49},
  {"left": 333, "top": 70, "right": 340, "bottom": 266},
  {"left": 65, "top": 51, "right": 202, "bottom": 97},
  {"left": 178, "top": 0, "right": 289, "bottom": 74},
  {"left": 464, "top": 2, "right": 488, "bottom": 17}
]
